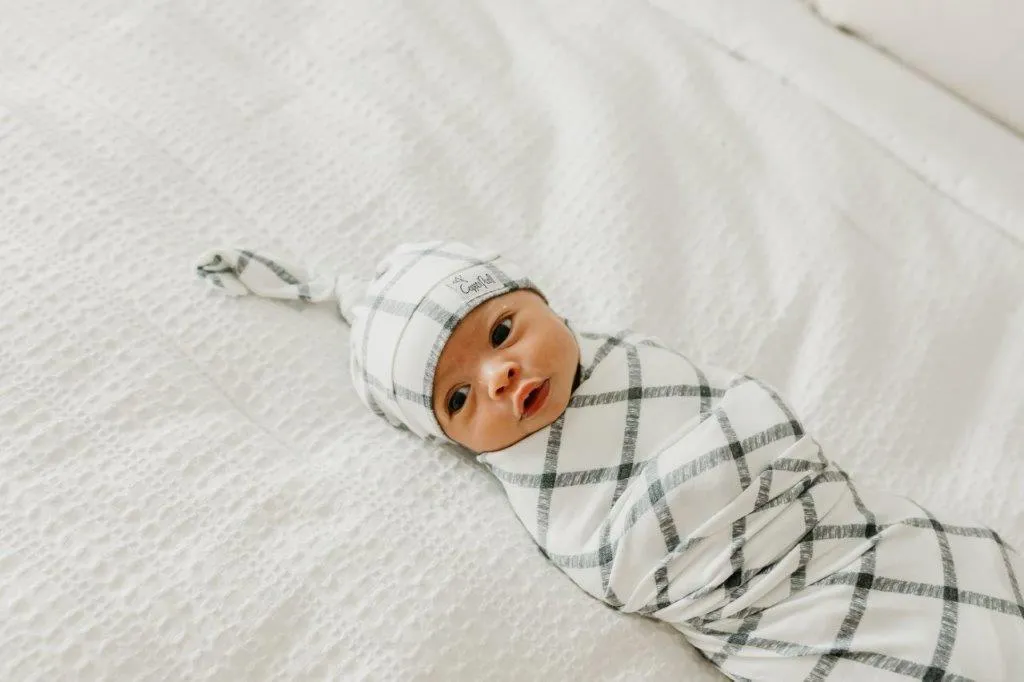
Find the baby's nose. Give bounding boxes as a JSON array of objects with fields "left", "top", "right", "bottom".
[{"left": 487, "top": 362, "right": 519, "bottom": 400}]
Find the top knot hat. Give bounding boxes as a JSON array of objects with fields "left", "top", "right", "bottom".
[{"left": 196, "top": 240, "right": 544, "bottom": 441}]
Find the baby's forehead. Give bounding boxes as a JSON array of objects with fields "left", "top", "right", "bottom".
[
  {"left": 434, "top": 289, "right": 540, "bottom": 377},
  {"left": 437, "top": 294, "right": 507, "bottom": 362}
]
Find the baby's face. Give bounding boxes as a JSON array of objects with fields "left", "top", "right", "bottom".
[{"left": 432, "top": 290, "right": 580, "bottom": 453}]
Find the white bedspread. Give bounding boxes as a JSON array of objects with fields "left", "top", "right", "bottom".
[{"left": 1, "top": 1, "right": 1021, "bottom": 680}]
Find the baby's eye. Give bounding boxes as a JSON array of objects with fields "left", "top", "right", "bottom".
[
  {"left": 447, "top": 386, "right": 469, "bottom": 415},
  {"left": 490, "top": 317, "right": 512, "bottom": 347}
]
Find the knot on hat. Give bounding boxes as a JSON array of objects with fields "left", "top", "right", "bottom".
[{"left": 195, "top": 248, "right": 366, "bottom": 323}]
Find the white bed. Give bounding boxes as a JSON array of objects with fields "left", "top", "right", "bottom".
[
  {"left": 809, "top": 0, "right": 1024, "bottom": 138},
  {"left": 1, "top": 0, "right": 1021, "bottom": 680}
]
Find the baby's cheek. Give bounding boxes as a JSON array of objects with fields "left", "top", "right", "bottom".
[
  {"left": 544, "top": 326, "right": 573, "bottom": 362},
  {"left": 474, "top": 407, "right": 510, "bottom": 451}
]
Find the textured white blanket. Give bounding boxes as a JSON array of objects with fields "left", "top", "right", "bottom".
[{"left": 1, "top": 0, "right": 1022, "bottom": 680}]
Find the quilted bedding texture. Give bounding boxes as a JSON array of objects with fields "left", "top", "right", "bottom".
[{"left": 1, "top": 0, "right": 1022, "bottom": 680}]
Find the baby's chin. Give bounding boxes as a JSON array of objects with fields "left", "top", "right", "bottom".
[{"left": 470, "top": 406, "right": 561, "bottom": 454}]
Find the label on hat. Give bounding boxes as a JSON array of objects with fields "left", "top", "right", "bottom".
[{"left": 443, "top": 264, "right": 505, "bottom": 302}]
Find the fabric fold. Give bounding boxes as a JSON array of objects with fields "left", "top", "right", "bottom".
[{"left": 195, "top": 248, "right": 364, "bottom": 323}]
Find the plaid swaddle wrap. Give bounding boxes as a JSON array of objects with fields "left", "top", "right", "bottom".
[
  {"left": 196, "top": 241, "right": 541, "bottom": 441},
  {"left": 480, "top": 329, "right": 1024, "bottom": 681}
]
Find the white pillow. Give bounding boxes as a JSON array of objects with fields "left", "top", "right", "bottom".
[{"left": 809, "top": 0, "right": 1024, "bottom": 136}]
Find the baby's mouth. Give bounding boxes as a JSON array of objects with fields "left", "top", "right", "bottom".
[{"left": 520, "top": 379, "right": 550, "bottom": 420}]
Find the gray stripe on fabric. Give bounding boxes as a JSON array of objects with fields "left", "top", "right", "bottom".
[
  {"left": 536, "top": 413, "right": 567, "bottom": 549},
  {"left": 569, "top": 383, "right": 726, "bottom": 408},
  {"left": 808, "top": 467, "right": 877, "bottom": 680},
  {"left": 239, "top": 250, "right": 301, "bottom": 286},
  {"left": 236, "top": 251, "right": 249, "bottom": 275},
  {"left": 579, "top": 330, "right": 632, "bottom": 383},
  {"left": 723, "top": 634, "right": 971, "bottom": 682}
]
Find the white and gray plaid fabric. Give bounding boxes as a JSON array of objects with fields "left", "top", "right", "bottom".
[
  {"left": 195, "top": 248, "right": 342, "bottom": 303},
  {"left": 197, "top": 241, "right": 541, "bottom": 440},
  {"left": 480, "top": 329, "right": 1024, "bottom": 681}
]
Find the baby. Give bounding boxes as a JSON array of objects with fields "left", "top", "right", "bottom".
[{"left": 198, "top": 240, "right": 1024, "bottom": 681}]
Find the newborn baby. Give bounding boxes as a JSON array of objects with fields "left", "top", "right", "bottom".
[{"left": 198, "top": 240, "right": 1024, "bottom": 681}]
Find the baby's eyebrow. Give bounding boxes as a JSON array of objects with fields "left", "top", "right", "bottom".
[
  {"left": 433, "top": 349, "right": 464, "bottom": 406},
  {"left": 434, "top": 374, "right": 453, "bottom": 406}
]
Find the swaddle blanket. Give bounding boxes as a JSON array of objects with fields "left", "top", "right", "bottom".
[{"left": 480, "top": 328, "right": 1024, "bottom": 681}]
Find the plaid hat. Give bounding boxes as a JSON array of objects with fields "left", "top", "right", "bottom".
[{"left": 196, "top": 240, "right": 542, "bottom": 441}]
